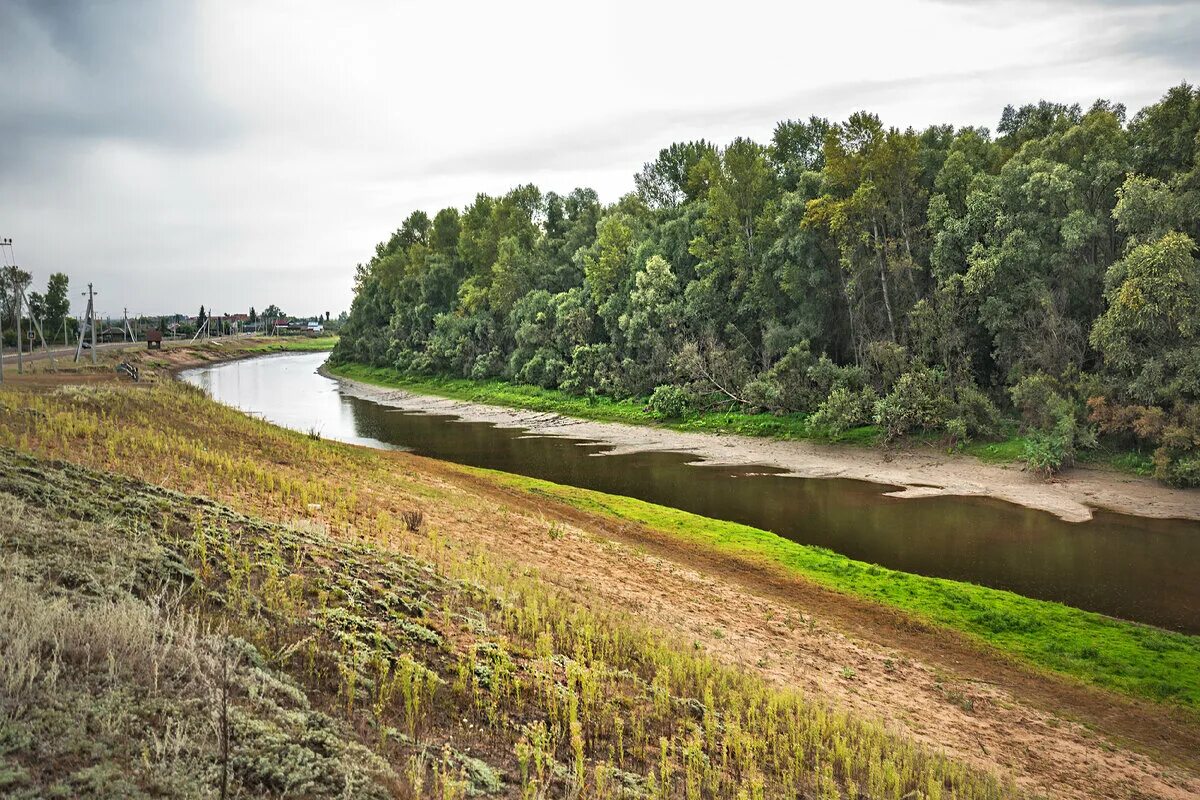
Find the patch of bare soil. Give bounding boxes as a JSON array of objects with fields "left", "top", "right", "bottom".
[
  {"left": 330, "top": 372, "right": 1200, "bottom": 523},
  {"left": 412, "top": 456, "right": 1200, "bottom": 800}
]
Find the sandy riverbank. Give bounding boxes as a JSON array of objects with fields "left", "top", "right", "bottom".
[{"left": 324, "top": 366, "right": 1200, "bottom": 523}]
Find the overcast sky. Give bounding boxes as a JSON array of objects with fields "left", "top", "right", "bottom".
[{"left": 1, "top": 0, "right": 1197, "bottom": 319}]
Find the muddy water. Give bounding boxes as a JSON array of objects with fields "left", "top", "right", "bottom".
[{"left": 183, "top": 352, "right": 1200, "bottom": 632}]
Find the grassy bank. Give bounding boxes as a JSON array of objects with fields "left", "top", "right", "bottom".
[
  {"left": 328, "top": 362, "right": 866, "bottom": 442},
  {"left": 329, "top": 362, "right": 1157, "bottom": 473},
  {"left": 477, "top": 468, "right": 1200, "bottom": 711},
  {"left": 0, "top": 384, "right": 1015, "bottom": 798},
  {"left": 251, "top": 334, "right": 339, "bottom": 353}
]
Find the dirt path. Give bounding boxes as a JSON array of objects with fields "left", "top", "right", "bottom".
[
  {"left": 413, "top": 456, "right": 1199, "bottom": 800},
  {"left": 328, "top": 371, "right": 1200, "bottom": 523}
]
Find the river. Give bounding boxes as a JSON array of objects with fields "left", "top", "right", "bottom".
[{"left": 183, "top": 351, "right": 1200, "bottom": 633}]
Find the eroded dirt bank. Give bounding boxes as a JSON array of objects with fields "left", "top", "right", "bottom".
[
  {"left": 325, "top": 368, "right": 1200, "bottom": 524},
  {"left": 424, "top": 457, "right": 1200, "bottom": 800}
]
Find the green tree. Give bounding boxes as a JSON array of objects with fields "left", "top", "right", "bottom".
[
  {"left": 617, "top": 255, "right": 682, "bottom": 391},
  {"left": 634, "top": 141, "right": 716, "bottom": 209},
  {"left": 1091, "top": 232, "right": 1200, "bottom": 405}
]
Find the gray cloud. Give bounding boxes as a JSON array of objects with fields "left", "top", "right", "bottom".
[
  {"left": 929, "top": 0, "right": 1196, "bottom": 7},
  {"left": 1112, "top": 4, "right": 1200, "bottom": 71},
  {"left": 0, "top": 1, "right": 239, "bottom": 175},
  {"left": 412, "top": 61, "right": 1081, "bottom": 186}
]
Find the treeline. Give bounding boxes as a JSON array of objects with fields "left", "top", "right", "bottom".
[
  {"left": 334, "top": 85, "right": 1200, "bottom": 486},
  {"left": 1, "top": 269, "right": 72, "bottom": 347}
]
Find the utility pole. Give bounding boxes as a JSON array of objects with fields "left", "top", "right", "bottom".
[
  {"left": 15, "top": 283, "right": 55, "bottom": 372},
  {"left": 74, "top": 283, "right": 98, "bottom": 364},
  {"left": 0, "top": 238, "right": 30, "bottom": 376},
  {"left": 191, "top": 306, "right": 207, "bottom": 342},
  {"left": 14, "top": 290, "right": 22, "bottom": 374},
  {"left": 0, "top": 237, "right": 12, "bottom": 384},
  {"left": 122, "top": 307, "right": 137, "bottom": 342}
]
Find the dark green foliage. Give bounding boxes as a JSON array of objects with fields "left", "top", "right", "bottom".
[
  {"left": 810, "top": 387, "right": 878, "bottom": 436},
  {"left": 647, "top": 385, "right": 693, "bottom": 420},
  {"left": 1010, "top": 374, "right": 1090, "bottom": 477},
  {"left": 873, "top": 368, "right": 952, "bottom": 442},
  {"left": 333, "top": 84, "right": 1200, "bottom": 483}
]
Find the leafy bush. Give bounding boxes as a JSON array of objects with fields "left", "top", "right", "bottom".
[
  {"left": 741, "top": 375, "right": 783, "bottom": 412},
  {"left": 1158, "top": 451, "right": 1200, "bottom": 488},
  {"left": 560, "top": 344, "right": 618, "bottom": 395},
  {"left": 1089, "top": 397, "right": 1200, "bottom": 487},
  {"left": 469, "top": 350, "right": 505, "bottom": 381},
  {"left": 762, "top": 342, "right": 823, "bottom": 412},
  {"left": 515, "top": 349, "right": 566, "bottom": 388},
  {"left": 646, "top": 384, "right": 694, "bottom": 420},
  {"left": 1010, "top": 372, "right": 1063, "bottom": 430},
  {"left": 807, "top": 354, "right": 866, "bottom": 397},
  {"left": 952, "top": 384, "right": 1002, "bottom": 437},
  {"left": 810, "top": 387, "right": 879, "bottom": 436},
  {"left": 1011, "top": 374, "right": 1089, "bottom": 477},
  {"left": 1022, "top": 429, "right": 1072, "bottom": 479},
  {"left": 864, "top": 340, "right": 909, "bottom": 392},
  {"left": 944, "top": 417, "right": 969, "bottom": 448},
  {"left": 873, "top": 368, "right": 952, "bottom": 441}
]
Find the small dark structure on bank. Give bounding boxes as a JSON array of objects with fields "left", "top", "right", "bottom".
[{"left": 146, "top": 329, "right": 163, "bottom": 349}]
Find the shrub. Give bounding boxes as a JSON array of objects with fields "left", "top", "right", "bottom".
[
  {"left": 952, "top": 384, "right": 1002, "bottom": 438},
  {"left": 1155, "top": 436, "right": 1200, "bottom": 488},
  {"left": 873, "top": 368, "right": 951, "bottom": 441},
  {"left": 1011, "top": 374, "right": 1091, "bottom": 477},
  {"left": 864, "top": 341, "right": 909, "bottom": 392},
  {"left": 810, "top": 387, "right": 878, "bottom": 436},
  {"left": 646, "top": 385, "right": 693, "bottom": 420},
  {"left": 741, "top": 375, "right": 783, "bottom": 412},
  {"left": 944, "top": 417, "right": 969, "bottom": 448},
  {"left": 1011, "top": 373, "right": 1063, "bottom": 430},
  {"left": 807, "top": 354, "right": 866, "bottom": 397},
  {"left": 469, "top": 350, "right": 505, "bottom": 381},
  {"left": 515, "top": 349, "right": 566, "bottom": 389},
  {"left": 400, "top": 509, "right": 424, "bottom": 532},
  {"left": 1022, "top": 429, "right": 1072, "bottom": 479},
  {"left": 759, "top": 342, "right": 824, "bottom": 412},
  {"left": 561, "top": 344, "right": 618, "bottom": 395},
  {"left": 1090, "top": 397, "right": 1200, "bottom": 487}
]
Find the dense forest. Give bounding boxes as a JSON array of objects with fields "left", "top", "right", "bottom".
[{"left": 334, "top": 85, "right": 1200, "bottom": 487}]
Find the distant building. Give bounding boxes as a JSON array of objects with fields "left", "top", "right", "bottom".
[{"left": 97, "top": 326, "right": 126, "bottom": 343}]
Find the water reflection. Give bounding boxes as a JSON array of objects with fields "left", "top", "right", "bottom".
[{"left": 184, "top": 352, "right": 1200, "bottom": 632}]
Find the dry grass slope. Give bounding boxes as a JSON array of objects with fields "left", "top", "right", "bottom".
[{"left": 0, "top": 440, "right": 1016, "bottom": 798}]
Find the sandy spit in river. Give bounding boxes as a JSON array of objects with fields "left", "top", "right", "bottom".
[{"left": 322, "top": 367, "right": 1200, "bottom": 524}]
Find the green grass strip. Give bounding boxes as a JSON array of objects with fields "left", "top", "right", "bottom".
[
  {"left": 471, "top": 465, "right": 1200, "bottom": 711},
  {"left": 251, "top": 335, "right": 340, "bottom": 353},
  {"left": 328, "top": 362, "right": 1165, "bottom": 478},
  {"left": 329, "top": 362, "right": 846, "bottom": 440}
]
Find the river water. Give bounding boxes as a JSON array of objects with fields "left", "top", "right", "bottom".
[{"left": 183, "top": 351, "right": 1200, "bottom": 633}]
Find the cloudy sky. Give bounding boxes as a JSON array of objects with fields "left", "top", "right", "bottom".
[{"left": 1, "top": 1, "right": 1197, "bottom": 319}]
